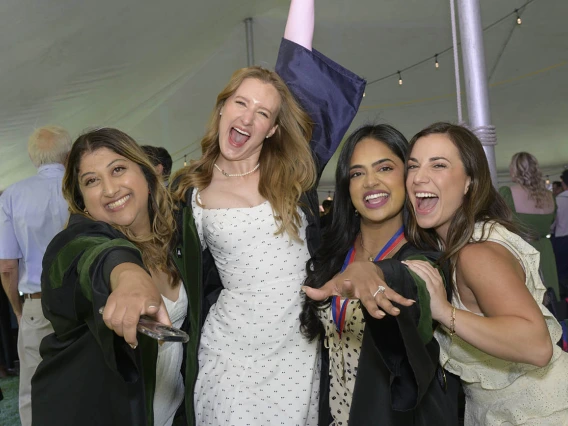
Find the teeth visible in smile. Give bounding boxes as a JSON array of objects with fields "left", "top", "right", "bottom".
[
  {"left": 107, "top": 195, "right": 130, "bottom": 209},
  {"left": 416, "top": 192, "right": 437, "bottom": 198},
  {"left": 365, "top": 193, "right": 388, "bottom": 201},
  {"left": 234, "top": 127, "right": 250, "bottom": 136}
]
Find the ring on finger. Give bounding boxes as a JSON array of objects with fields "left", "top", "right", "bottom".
[{"left": 373, "top": 285, "right": 386, "bottom": 297}]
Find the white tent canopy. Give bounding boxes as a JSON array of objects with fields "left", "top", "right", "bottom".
[{"left": 1, "top": 0, "right": 566, "bottom": 196}]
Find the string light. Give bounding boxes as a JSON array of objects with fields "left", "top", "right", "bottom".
[
  {"left": 327, "top": 191, "right": 332, "bottom": 201},
  {"left": 545, "top": 175, "right": 550, "bottom": 185},
  {"left": 365, "top": 1, "right": 535, "bottom": 90},
  {"left": 183, "top": 155, "right": 187, "bottom": 167}
]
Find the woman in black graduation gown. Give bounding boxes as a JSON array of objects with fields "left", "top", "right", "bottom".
[{"left": 301, "top": 124, "right": 461, "bottom": 426}]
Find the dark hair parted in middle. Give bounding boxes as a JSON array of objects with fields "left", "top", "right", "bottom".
[
  {"left": 300, "top": 124, "right": 409, "bottom": 341},
  {"left": 63, "top": 127, "right": 179, "bottom": 284}
]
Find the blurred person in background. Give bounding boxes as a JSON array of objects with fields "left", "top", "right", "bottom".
[
  {"left": 499, "top": 152, "right": 559, "bottom": 299},
  {"left": 0, "top": 126, "right": 71, "bottom": 426},
  {"left": 142, "top": 145, "right": 173, "bottom": 187},
  {"left": 552, "top": 170, "right": 568, "bottom": 298}
]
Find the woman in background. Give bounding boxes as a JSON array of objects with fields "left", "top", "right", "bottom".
[{"left": 499, "top": 152, "right": 559, "bottom": 299}]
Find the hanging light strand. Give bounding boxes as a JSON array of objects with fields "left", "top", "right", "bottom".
[
  {"left": 366, "top": 0, "right": 536, "bottom": 88},
  {"left": 435, "top": 54, "right": 439, "bottom": 69}
]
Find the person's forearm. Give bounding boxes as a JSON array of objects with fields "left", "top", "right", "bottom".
[
  {"left": 0, "top": 261, "right": 22, "bottom": 318},
  {"left": 438, "top": 305, "right": 553, "bottom": 367},
  {"left": 284, "top": 0, "right": 314, "bottom": 50}
]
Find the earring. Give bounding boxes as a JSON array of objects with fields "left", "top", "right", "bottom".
[
  {"left": 84, "top": 209, "right": 89, "bottom": 215},
  {"left": 265, "top": 135, "right": 269, "bottom": 139},
  {"left": 354, "top": 209, "right": 359, "bottom": 216},
  {"left": 219, "top": 111, "right": 222, "bottom": 116}
]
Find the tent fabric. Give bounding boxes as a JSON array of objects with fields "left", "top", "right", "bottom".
[{"left": 1, "top": 0, "right": 566, "bottom": 193}]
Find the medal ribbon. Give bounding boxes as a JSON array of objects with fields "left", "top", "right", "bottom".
[{"left": 332, "top": 226, "right": 404, "bottom": 337}]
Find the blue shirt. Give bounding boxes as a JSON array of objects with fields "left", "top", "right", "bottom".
[{"left": 0, "top": 163, "right": 69, "bottom": 294}]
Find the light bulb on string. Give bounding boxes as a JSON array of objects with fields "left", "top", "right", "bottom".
[
  {"left": 184, "top": 155, "right": 187, "bottom": 167},
  {"left": 398, "top": 71, "right": 403, "bottom": 86},
  {"left": 545, "top": 175, "right": 550, "bottom": 185},
  {"left": 515, "top": 9, "right": 522, "bottom": 25},
  {"left": 435, "top": 54, "right": 439, "bottom": 69},
  {"left": 327, "top": 191, "right": 332, "bottom": 201}
]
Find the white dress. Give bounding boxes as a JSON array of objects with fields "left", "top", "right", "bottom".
[
  {"left": 435, "top": 222, "right": 568, "bottom": 425},
  {"left": 192, "top": 192, "right": 320, "bottom": 426},
  {"left": 154, "top": 284, "right": 188, "bottom": 426}
]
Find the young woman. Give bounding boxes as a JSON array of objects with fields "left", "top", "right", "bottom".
[
  {"left": 404, "top": 122, "right": 568, "bottom": 425},
  {"left": 170, "top": 1, "right": 365, "bottom": 424},
  {"left": 300, "top": 125, "right": 460, "bottom": 426},
  {"left": 499, "top": 152, "right": 559, "bottom": 298},
  {"left": 31, "top": 128, "right": 186, "bottom": 426}
]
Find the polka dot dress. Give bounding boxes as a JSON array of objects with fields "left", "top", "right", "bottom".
[
  {"left": 321, "top": 299, "right": 365, "bottom": 426},
  {"left": 192, "top": 192, "right": 320, "bottom": 426},
  {"left": 435, "top": 222, "right": 568, "bottom": 425}
]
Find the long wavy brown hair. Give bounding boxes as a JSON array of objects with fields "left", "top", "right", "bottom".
[
  {"left": 63, "top": 128, "right": 180, "bottom": 284},
  {"left": 171, "top": 66, "right": 315, "bottom": 242},
  {"left": 509, "top": 152, "right": 554, "bottom": 209},
  {"left": 405, "top": 122, "right": 519, "bottom": 283}
]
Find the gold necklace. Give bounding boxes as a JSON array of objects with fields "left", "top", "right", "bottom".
[{"left": 359, "top": 233, "right": 377, "bottom": 262}]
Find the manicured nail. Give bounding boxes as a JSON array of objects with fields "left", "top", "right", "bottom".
[
  {"left": 392, "top": 308, "right": 400, "bottom": 314},
  {"left": 300, "top": 286, "right": 308, "bottom": 293},
  {"left": 129, "top": 343, "right": 137, "bottom": 350}
]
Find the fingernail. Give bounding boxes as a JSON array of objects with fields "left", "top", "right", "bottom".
[
  {"left": 300, "top": 286, "right": 308, "bottom": 293},
  {"left": 98, "top": 306, "right": 104, "bottom": 315},
  {"left": 377, "top": 311, "right": 385, "bottom": 317},
  {"left": 147, "top": 305, "right": 158, "bottom": 310},
  {"left": 409, "top": 299, "right": 417, "bottom": 304},
  {"left": 393, "top": 308, "right": 400, "bottom": 314},
  {"left": 129, "top": 343, "right": 137, "bottom": 350}
]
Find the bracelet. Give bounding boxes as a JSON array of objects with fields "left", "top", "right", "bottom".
[{"left": 449, "top": 306, "right": 456, "bottom": 336}]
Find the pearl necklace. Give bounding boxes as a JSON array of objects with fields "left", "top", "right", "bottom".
[{"left": 214, "top": 163, "right": 260, "bottom": 177}]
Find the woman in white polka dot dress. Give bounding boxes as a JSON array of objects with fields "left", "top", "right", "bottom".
[{"left": 170, "top": 1, "right": 365, "bottom": 424}]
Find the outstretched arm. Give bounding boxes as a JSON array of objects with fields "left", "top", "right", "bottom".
[{"left": 284, "top": 0, "right": 314, "bottom": 50}]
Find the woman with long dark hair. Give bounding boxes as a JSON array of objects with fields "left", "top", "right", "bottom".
[
  {"left": 32, "top": 128, "right": 184, "bottom": 426},
  {"left": 404, "top": 122, "right": 568, "bottom": 425},
  {"left": 301, "top": 124, "right": 460, "bottom": 426}
]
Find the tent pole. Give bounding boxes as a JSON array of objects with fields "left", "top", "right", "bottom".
[
  {"left": 245, "top": 18, "right": 255, "bottom": 67},
  {"left": 457, "top": 0, "right": 498, "bottom": 187}
]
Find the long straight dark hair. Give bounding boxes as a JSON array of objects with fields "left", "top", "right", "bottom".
[
  {"left": 405, "top": 122, "right": 519, "bottom": 285},
  {"left": 300, "top": 124, "right": 409, "bottom": 341}
]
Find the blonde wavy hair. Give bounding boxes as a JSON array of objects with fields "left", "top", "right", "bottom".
[
  {"left": 63, "top": 128, "right": 179, "bottom": 284},
  {"left": 509, "top": 152, "right": 553, "bottom": 209},
  {"left": 172, "top": 66, "right": 315, "bottom": 242}
]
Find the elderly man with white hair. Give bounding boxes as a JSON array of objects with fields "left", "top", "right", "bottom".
[{"left": 0, "top": 126, "right": 71, "bottom": 426}]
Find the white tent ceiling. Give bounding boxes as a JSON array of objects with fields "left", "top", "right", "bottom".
[{"left": 1, "top": 0, "right": 566, "bottom": 195}]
